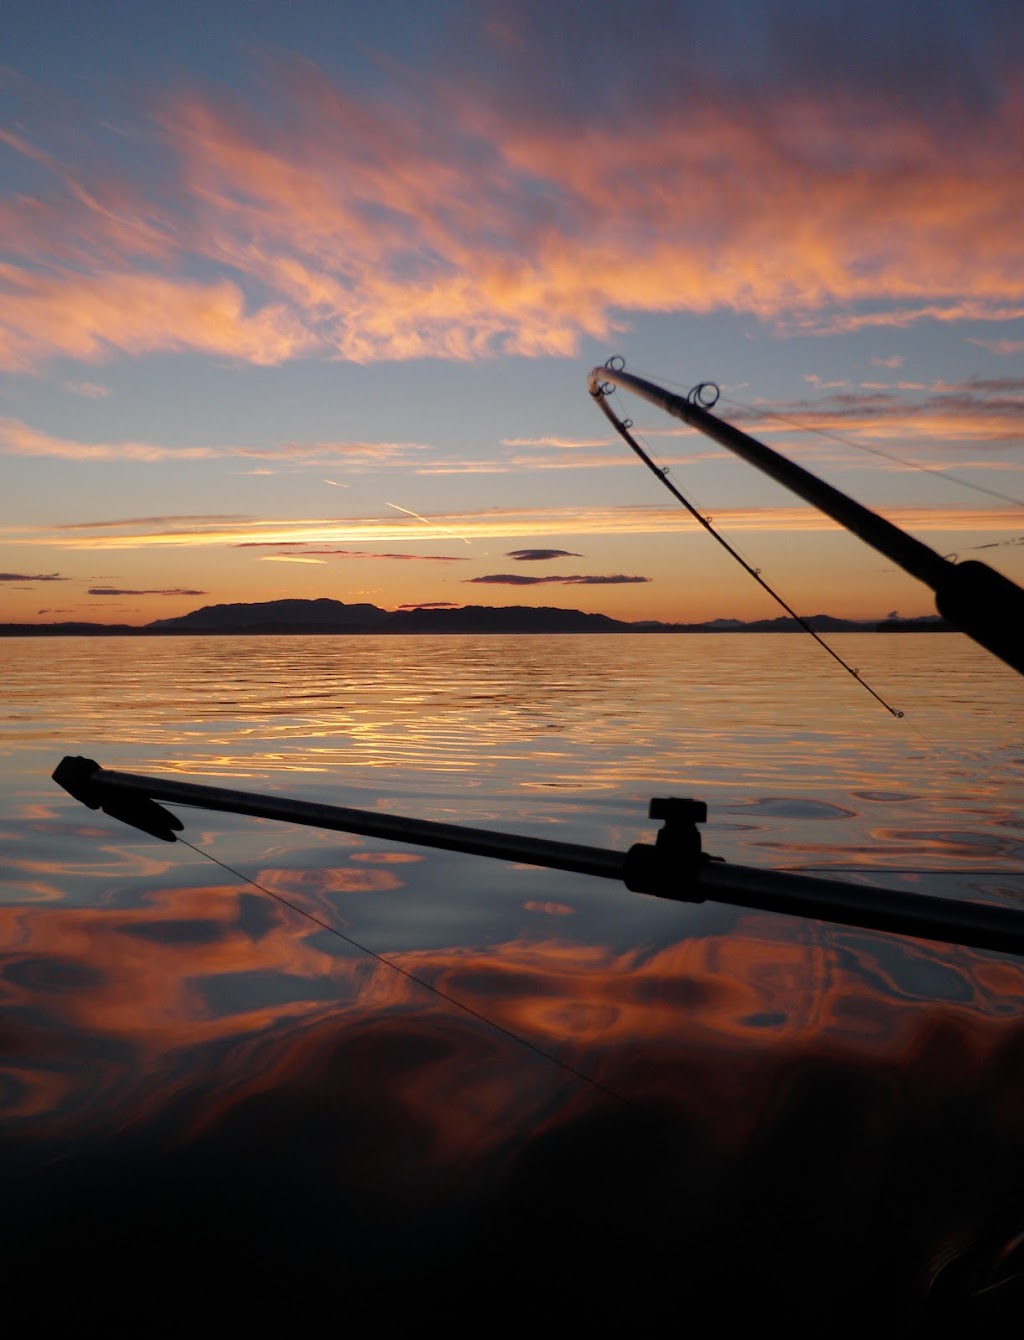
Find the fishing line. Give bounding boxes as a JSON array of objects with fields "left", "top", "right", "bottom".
[
  {"left": 592, "top": 372, "right": 904, "bottom": 718},
  {"left": 176, "top": 834, "right": 632, "bottom": 1108}
]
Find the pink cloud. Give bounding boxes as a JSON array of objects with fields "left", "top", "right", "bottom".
[
  {"left": 500, "top": 436, "right": 612, "bottom": 449},
  {"left": 969, "top": 337, "right": 1024, "bottom": 356},
  {"left": 0, "top": 418, "right": 430, "bottom": 467},
  {"left": 1, "top": 39, "right": 1021, "bottom": 370}
]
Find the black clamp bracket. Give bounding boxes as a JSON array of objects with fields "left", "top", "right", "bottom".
[
  {"left": 622, "top": 797, "right": 713, "bottom": 902},
  {"left": 52, "top": 756, "right": 183, "bottom": 843}
]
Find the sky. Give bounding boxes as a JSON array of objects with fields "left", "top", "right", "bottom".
[{"left": 2, "top": 0, "right": 1023, "bottom": 626}]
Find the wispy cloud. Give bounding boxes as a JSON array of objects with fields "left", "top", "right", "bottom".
[
  {"left": 64, "top": 380, "right": 111, "bottom": 399},
  {"left": 971, "top": 535, "right": 1024, "bottom": 550},
  {"left": 88, "top": 587, "right": 207, "bottom": 596},
  {"left": 802, "top": 302, "right": 1024, "bottom": 337},
  {"left": 60, "top": 514, "right": 248, "bottom": 530},
  {"left": 506, "top": 548, "right": 582, "bottom": 561},
  {"left": 9, "top": 503, "right": 1024, "bottom": 552},
  {"left": 0, "top": 419, "right": 431, "bottom": 468},
  {"left": 733, "top": 381, "right": 1024, "bottom": 450},
  {"left": 500, "top": 436, "right": 611, "bottom": 449},
  {"left": 238, "top": 542, "right": 469, "bottom": 561},
  {"left": 968, "top": 337, "right": 1024, "bottom": 356},
  {"left": 2, "top": 10, "right": 1021, "bottom": 371},
  {"left": 259, "top": 556, "right": 326, "bottom": 564},
  {"left": 415, "top": 451, "right": 652, "bottom": 475},
  {"left": 466, "top": 573, "right": 649, "bottom": 586},
  {"left": 0, "top": 571, "right": 68, "bottom": 582},
  {"left": 398, "top": 601, "right": 460, "bottom": 609},
  {"left": 300, "top": 549, "right": 469, "bottom": 562}
]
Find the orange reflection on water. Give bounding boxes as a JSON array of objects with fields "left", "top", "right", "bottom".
[
  {"left": 254, "top": 864, "right": 404, "bottom": 896},
  {"left": 5, "top": 866, "right": 1024, "bottom": 1340},
  {"left": 0, "top": 884, "right": 342, "bottom": 1044},
  {"left": 5, "top": 860, "right": 69, "bottom": 902},
  {"left": 8, "top": 869, "right": 1024, "bottom": 1148},
  {"left": 349, "top": 850, "right": 424, "bottom": 864}
]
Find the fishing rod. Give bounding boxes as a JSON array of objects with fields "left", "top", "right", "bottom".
[
  {"left": 588, "top": 360, "right": 1024, "bottom": 678},
  {"left": 53, "top": 756, "right": 1024, "bottom": 957}
]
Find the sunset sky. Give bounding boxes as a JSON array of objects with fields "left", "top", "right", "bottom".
[{"left": 2, "top": 0, "right": 1022, "bottom": 626}]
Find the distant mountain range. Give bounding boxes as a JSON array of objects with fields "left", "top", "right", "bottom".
[{"left": 1, "top": 598, "right": 952, "bottom": 636}]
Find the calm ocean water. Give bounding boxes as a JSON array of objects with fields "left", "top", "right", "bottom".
[{"left": 3, "top": 632, "right": 1024, "bottom": 1328}]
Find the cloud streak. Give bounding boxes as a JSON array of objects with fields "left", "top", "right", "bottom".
[
  {"left": 721, "top": 383, "right": 1024, "bottom": 475},
  {"left": 506, "top": 549, "right": 582, "bottom": 561},
  {"left": 0, "top": 419, "right": 430, "bottom": 468},
  {"left": 9, "top": 502, "right": 1024, "bottom": 551},
  {"left": 0, "top": 571, "right": 68, "bottom": 582},
  {"left": 295, "top": 549, "right": 469, "bottom": 561},
  {"left": 466, "top": 573, "right": 650, "bottom": 586},
  {"left": 237, "top": 543, "right": 470, "bottom": 561},
  {"left": 88, "top": 587, "right": 207, "bottom": 596}
]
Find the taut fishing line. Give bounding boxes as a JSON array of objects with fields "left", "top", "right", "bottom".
[
  {"left": 176, "top": 834, "right": 632, "bottom": 1107},
  {"left": 591, "top": 366, "right": 904, "bottom": 718}
]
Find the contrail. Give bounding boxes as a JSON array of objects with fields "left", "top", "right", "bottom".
[
  {"left": 323, "top": 478, "right": 349, "bottom": 488},
  {"left": 385, "top": 501, "right": 473, "bottom": 544}
]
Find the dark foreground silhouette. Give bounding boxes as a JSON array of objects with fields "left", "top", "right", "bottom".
[{"left": 5, "top": 1005, "right": 1024, "bottom": 1335}]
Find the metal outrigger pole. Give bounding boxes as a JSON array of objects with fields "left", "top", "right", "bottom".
[
  {"left": 53, "top": 756, "right": 1024, "bottom": 958},
  {"left": 588, "top": 362, "right": 1024, "bottom": 678}
]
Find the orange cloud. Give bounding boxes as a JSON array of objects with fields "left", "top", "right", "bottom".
[
  {"left": 167, "top": 70, "right": 1023, "bottom": 360},
  {"left": 0, "top": 267, "right": 313, "bottom": 371},
  {"left": 2, "top": 52, "right": 1022, "bottom": 370}
]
